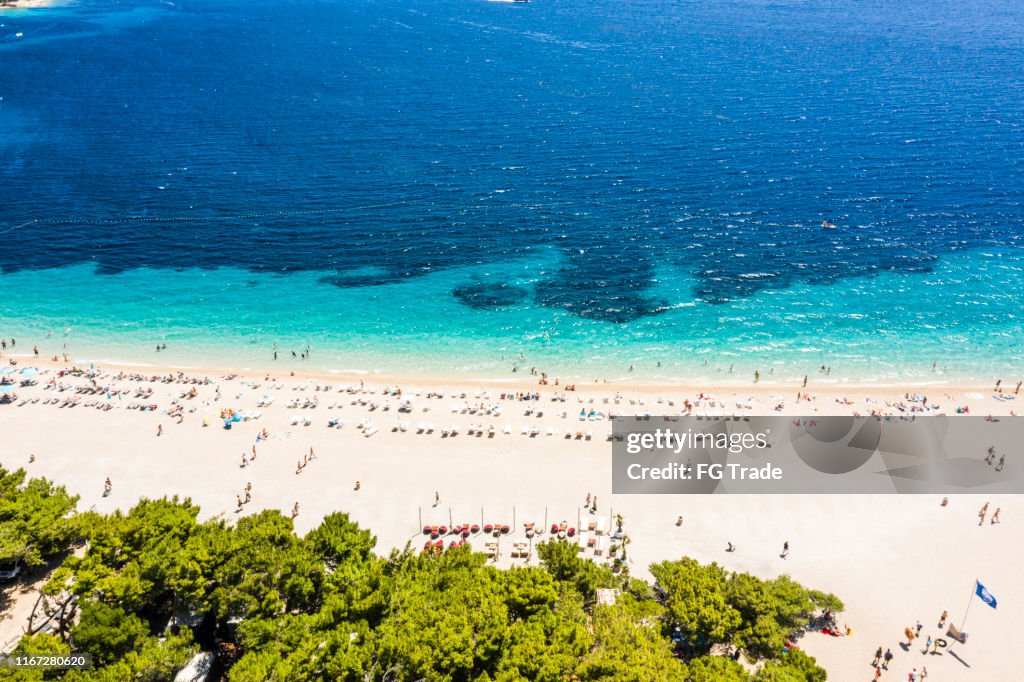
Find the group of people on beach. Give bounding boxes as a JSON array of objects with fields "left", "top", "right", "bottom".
[
  {"left": 992, "top": 379, "right": 1022, "bottom": 395},
  {"left": 296, "top": 447, "right": 317, "bottom": 474},
  {"left": 235, "top": 482, "right": 254, "bottom": 511},
  {"left": 978, "top": 501, "right": 1001, "bottom": 525},
  {"left": 983, "top": 446, "right": 1006, "bottom": 472},
  {"left": 871, "top": 609, "right": 950, "bottom": 680}
]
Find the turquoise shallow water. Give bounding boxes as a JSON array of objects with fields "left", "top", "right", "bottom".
[
  {"left": 2, "top": 0, "right": 1023, "bottom": 382},
  {"left": 3, "top": 246, "right": 1022, "bottom": 383}
]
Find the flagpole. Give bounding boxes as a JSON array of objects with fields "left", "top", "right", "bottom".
[
  {"left": 959, "top": 579, "right": 976, "bottom": 632},
  {"left": 949, "top": 578, "right": 977, "bottom": 653}
]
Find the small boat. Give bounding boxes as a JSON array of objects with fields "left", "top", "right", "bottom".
[{"left": 821, "top": 221, "right": 836, "bottom": 229}]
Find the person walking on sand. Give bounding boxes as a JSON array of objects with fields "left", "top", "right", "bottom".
[
  {"left": 991, "top": 507, "right": 1001, "bottom": 524},
  {"left": 908, "top": 669, "right": 916, "bottom": 682},
  {"left": 803, "top": 375, "right": 808, "bottom": 388},
  {"left": 874, "top": 666, "right": 882, "bottom": 680},
  {"left": 434, "top": 491, "right": 440, "bottom": 507},
  {"left": 938, "top": 610, "right": 948, "bottom": 628},
  {"left": 915, "top": 620, "right": 922, "bottom": 636},
  {"left": 979, "top": 502, "right": 989, "bottom": 525},
  {"left": 873, "top": 646, "right": 883, "bottom": 666},
  {"left": 884, "top": 648, "right": 893, "bottom": 669},
  {"left": 985, "top": 447, "right": 996, "bottom": 465},
  {"left": 904, "top": 627, "right": 914, "bottom": 644},
  {"left": 782, "top": 540, "right": 789, "bottom": 557},
  {"left": 996, "top": 454, "right": 1006, "bottom": 471},
  {"left": 291, "top": 502, "right": 300, "bottom": 518},
  {"left": 920, "top": 666, "right": 927, "bottom": 680},
  {"left": 157, "top": 424, "right": 163, "bottom": 436},
  {"left": 236, "top": 495, "right": 243, "bottom": 512},
  {"left": 923, "top": 635, "right": 931, "bottom": 654}
]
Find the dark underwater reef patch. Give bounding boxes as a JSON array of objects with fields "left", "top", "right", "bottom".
[
  {"left": 532, "top": 249, "right": 668, "bottom": 323},
  {"left": 452, "top": 282, "right": 530, "bottom": 309}
]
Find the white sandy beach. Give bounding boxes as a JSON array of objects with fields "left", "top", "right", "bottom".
[{"left": 0, "top": 356, "right": 1020, "bottom": 681}]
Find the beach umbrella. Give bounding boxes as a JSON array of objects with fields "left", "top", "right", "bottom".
[
  {"left": 20, "top": 368, "right": 38, "bottom": 377},
  {"left": 0, "top": 368, "right": 14, "bottom": 375},
  {"left": 0, "top": 385, "right": 13, "bottom": 393}
]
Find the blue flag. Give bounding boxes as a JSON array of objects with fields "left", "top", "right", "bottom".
[{"left": 975, "top": 581, "right": 997, "bottom": 609}]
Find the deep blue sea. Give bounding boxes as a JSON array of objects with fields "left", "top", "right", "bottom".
[{"left": 1, "top": 0, "right": 1023, "bottom": 381}]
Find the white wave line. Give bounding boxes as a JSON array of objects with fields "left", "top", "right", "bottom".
[{"left": 0, "top": 219, "right": 39, "bottom": 237}]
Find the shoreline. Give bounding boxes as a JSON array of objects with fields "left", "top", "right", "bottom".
[
  {"left": 3, "top": 351, "right": 1018, "bottom": 399},
  {"left": 0, "top": 325, "right": 1007, "bottom": 391}
]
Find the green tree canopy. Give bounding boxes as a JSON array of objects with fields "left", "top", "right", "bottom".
[
  {"left": 685, "top": 654, "right": 750, "bottom": 682},
  {"left": 12, "top": 498, "right": 840, "bottom": 682},
  {"left": 753, "top": 648, "right": 827, "bottom": 682},
  {"left": 650, "top": 558, "right": 742, "bottom": 654},
  {"left": 0, "top": 466, "right": 80, "bottom": 566}
]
